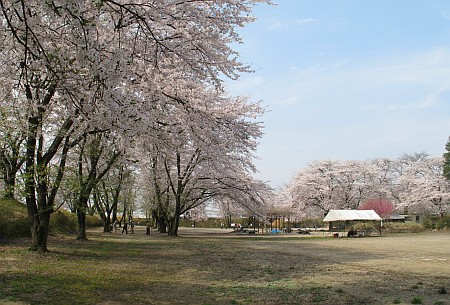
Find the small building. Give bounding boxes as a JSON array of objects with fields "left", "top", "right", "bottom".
[{"left": 402, "top": 213, "right": 425, "bottom": 224}]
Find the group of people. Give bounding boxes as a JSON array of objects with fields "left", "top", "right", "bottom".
[
  {"left": 112, "top": 220, "right": 135, "bottom": 234},
  {"left": 112, "top": 220, "right": 153, "bottom": 235}
]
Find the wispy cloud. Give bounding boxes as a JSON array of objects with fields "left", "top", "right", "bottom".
[
  {"left": 267, "top": 18, "right": 319, "bottom": 31},
  {"left": 293, "top": 18, "right": 319, "bottom": 26},
  {"left": 415, "top": 80, "right": 450, "bottom": 109},
  {"left": 226, "top": 76, "right": 264, "bottom": 95},
  {"left": 289, "top": 47, "right": 450, "bottom": 111},
  {"left": 277, "top": 96, "right": 301, "bottom": 106}
]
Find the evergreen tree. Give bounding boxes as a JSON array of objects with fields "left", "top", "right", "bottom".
[{"left": 444, "top": 137, "right": 450, "bottom": 180}]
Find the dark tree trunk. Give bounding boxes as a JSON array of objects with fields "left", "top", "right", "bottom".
[
  {"left": 76, "top": 189, "right": 91, "bottom": 240},
  {"left": 76, "top": 183, "right": 90, "bottom": 240},
  {"left": 75, "top": 140, "right": 120, "bottom": 240},
  {"left": 29, "top": 209, "right": 51, "bottom": 253},
  {"left": 112, "top": 210, "right": 118, "bottom": 224},
  {"left": 24, "top": 110, "right": 51, "bottom": 252},
  {"left": 120, "top": 206, "right": 127, "bottom": 227},
  {"left": 167, "top": 214, "right": 180, "bottom": 236},
  {"left": 76, "top": 210, "right": 87, "bottom": 240},
  {"left": 153, "top": 209, "right": 167, "bottom": 233},
  {"left": 99, "top": 212, "right": 109, "bottom": 233},
  {"left": 104, "top": 210, "right": 112, "bottom": 232},
  {"left": 92, "top": 190, "right": 110, "bottom": 233}
]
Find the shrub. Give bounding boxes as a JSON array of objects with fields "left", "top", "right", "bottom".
[
  {"left": 85, "top": 214, "right": 103, "bottom": 227},
  {"left": 49, "top": 210, "right": 78, "bottom": 234},
  {"left": 423, "top": 215, "right": 450, "bottom": 230},
  {"left": 383, "top": 222, "right": 424, "bottom": 233},
  {"left": 352, "top": 222, "right": 379, "bottom": 232},
  {"left": 411, "top": 296, "right": 423, "bottom": 304}
]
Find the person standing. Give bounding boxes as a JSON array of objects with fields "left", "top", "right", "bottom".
[
  {"left": 130, "top": 220, "right": 135, "bottom": 234},
  {"left": 122, "top": 221, "right": 128, "bottom": 234},
  {"left": 146, "top": 222, "right": 151, "bottom": 235}
]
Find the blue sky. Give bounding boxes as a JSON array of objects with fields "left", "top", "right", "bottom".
[{"left": 226, "top": 0, "right": 450, "bottom": 188}]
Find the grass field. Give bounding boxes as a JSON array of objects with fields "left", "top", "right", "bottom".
[{"left": 0, "top": 227, "right": 449, "bottom": 305}]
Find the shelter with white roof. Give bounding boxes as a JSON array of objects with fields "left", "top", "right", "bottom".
[
  {"left": 323, "top": 209, "right": 382, "bottom": 222},
  {"left": 323, "top": 209, "right": 382, "bottom": 237}
]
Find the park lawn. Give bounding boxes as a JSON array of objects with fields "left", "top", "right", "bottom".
[{"left": 0, "top": 228, "right": 449, "bottom": 305}]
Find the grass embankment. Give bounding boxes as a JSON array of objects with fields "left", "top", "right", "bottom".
[
  {"left": 1, "top": 227, "right": 449, "bottom": 305},
  {"left": 0, "top": 198, "right": 102, "bottom": 240},
  {"left": 0, "top": 198, "right": 30, "bottom": 238}
]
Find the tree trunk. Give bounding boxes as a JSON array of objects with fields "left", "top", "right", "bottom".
[
  {"left": 29, "top": 210, "right": 51, "bottom": 253},
  {"left": 112, "top": 210, "right": 118, "bottom": 224},
  {"left": 1, "top": 137, "right": 24, "bottom": 200},
  {"left": 167, "top": 192, "right": 182, "bottom": 236},
  {"left": 24, "top": 111, "right": 51, "bottom": 252},
  {"left": 93, "top": 190, "right": 110, "bottom": 233},
  {"left": 76, "top": 192, "right": 90, "bottom": 240},
  {"left": 100, "top": 214, "right": 109, "bottom": 233},
  {"left": 76, "top": 210, "right": 87, "bottom": 240},
  {"left": 120, "top": 206, "right": 127, "bottom": 227},
  {"left": 104, "top": 210, "right": 112, "bottom": 233},
  {"left": 22, "top": 77, "right": 58, "bottom": 253},
  {"left": 167, "top": 214, "right": 180, "bottom": 236},
  {"left": 153, "top": 209, "right": 167, "bottom": 233}
]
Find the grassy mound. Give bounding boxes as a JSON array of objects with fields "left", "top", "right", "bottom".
[
  {"left": 0, "top": 198, "right": 102, "bottom": 239},
  {"left": 50, "top": 210, "right": 103, "bottom": 234},
  {"left": 0, "top": 198, "right": 30, "bottom": 238}
]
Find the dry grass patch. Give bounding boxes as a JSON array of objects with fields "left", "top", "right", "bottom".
[{"left": 0, "top": 228, "right": 449, "bottom": 305}]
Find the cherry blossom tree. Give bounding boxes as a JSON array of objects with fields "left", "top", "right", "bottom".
[
  {"left": 287, "top": 160, "right": 374, "bottom": 214},
  {"left": 403, "top": 156, "right": 449, "bottom": 216},
  {"left": 0, "top": 0, "right": 269, "bottom": 251},
  {"left": 92, "top": 163, "right": 137, "bottom": 232},
  {"left": 364, "top": 158, "right": 396, "bottom": 201},
  {"left": 286, "top": 154, "right": 449, "bottom": 219},
  {"left": 287, "top": 160, "right": 337, "bottom": 214},
  {"left": 72, "top": 133, "right": 122, "bottom": 240},
  {"left": 140, "top": 90, "right": 269, "bottom": 236}
]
